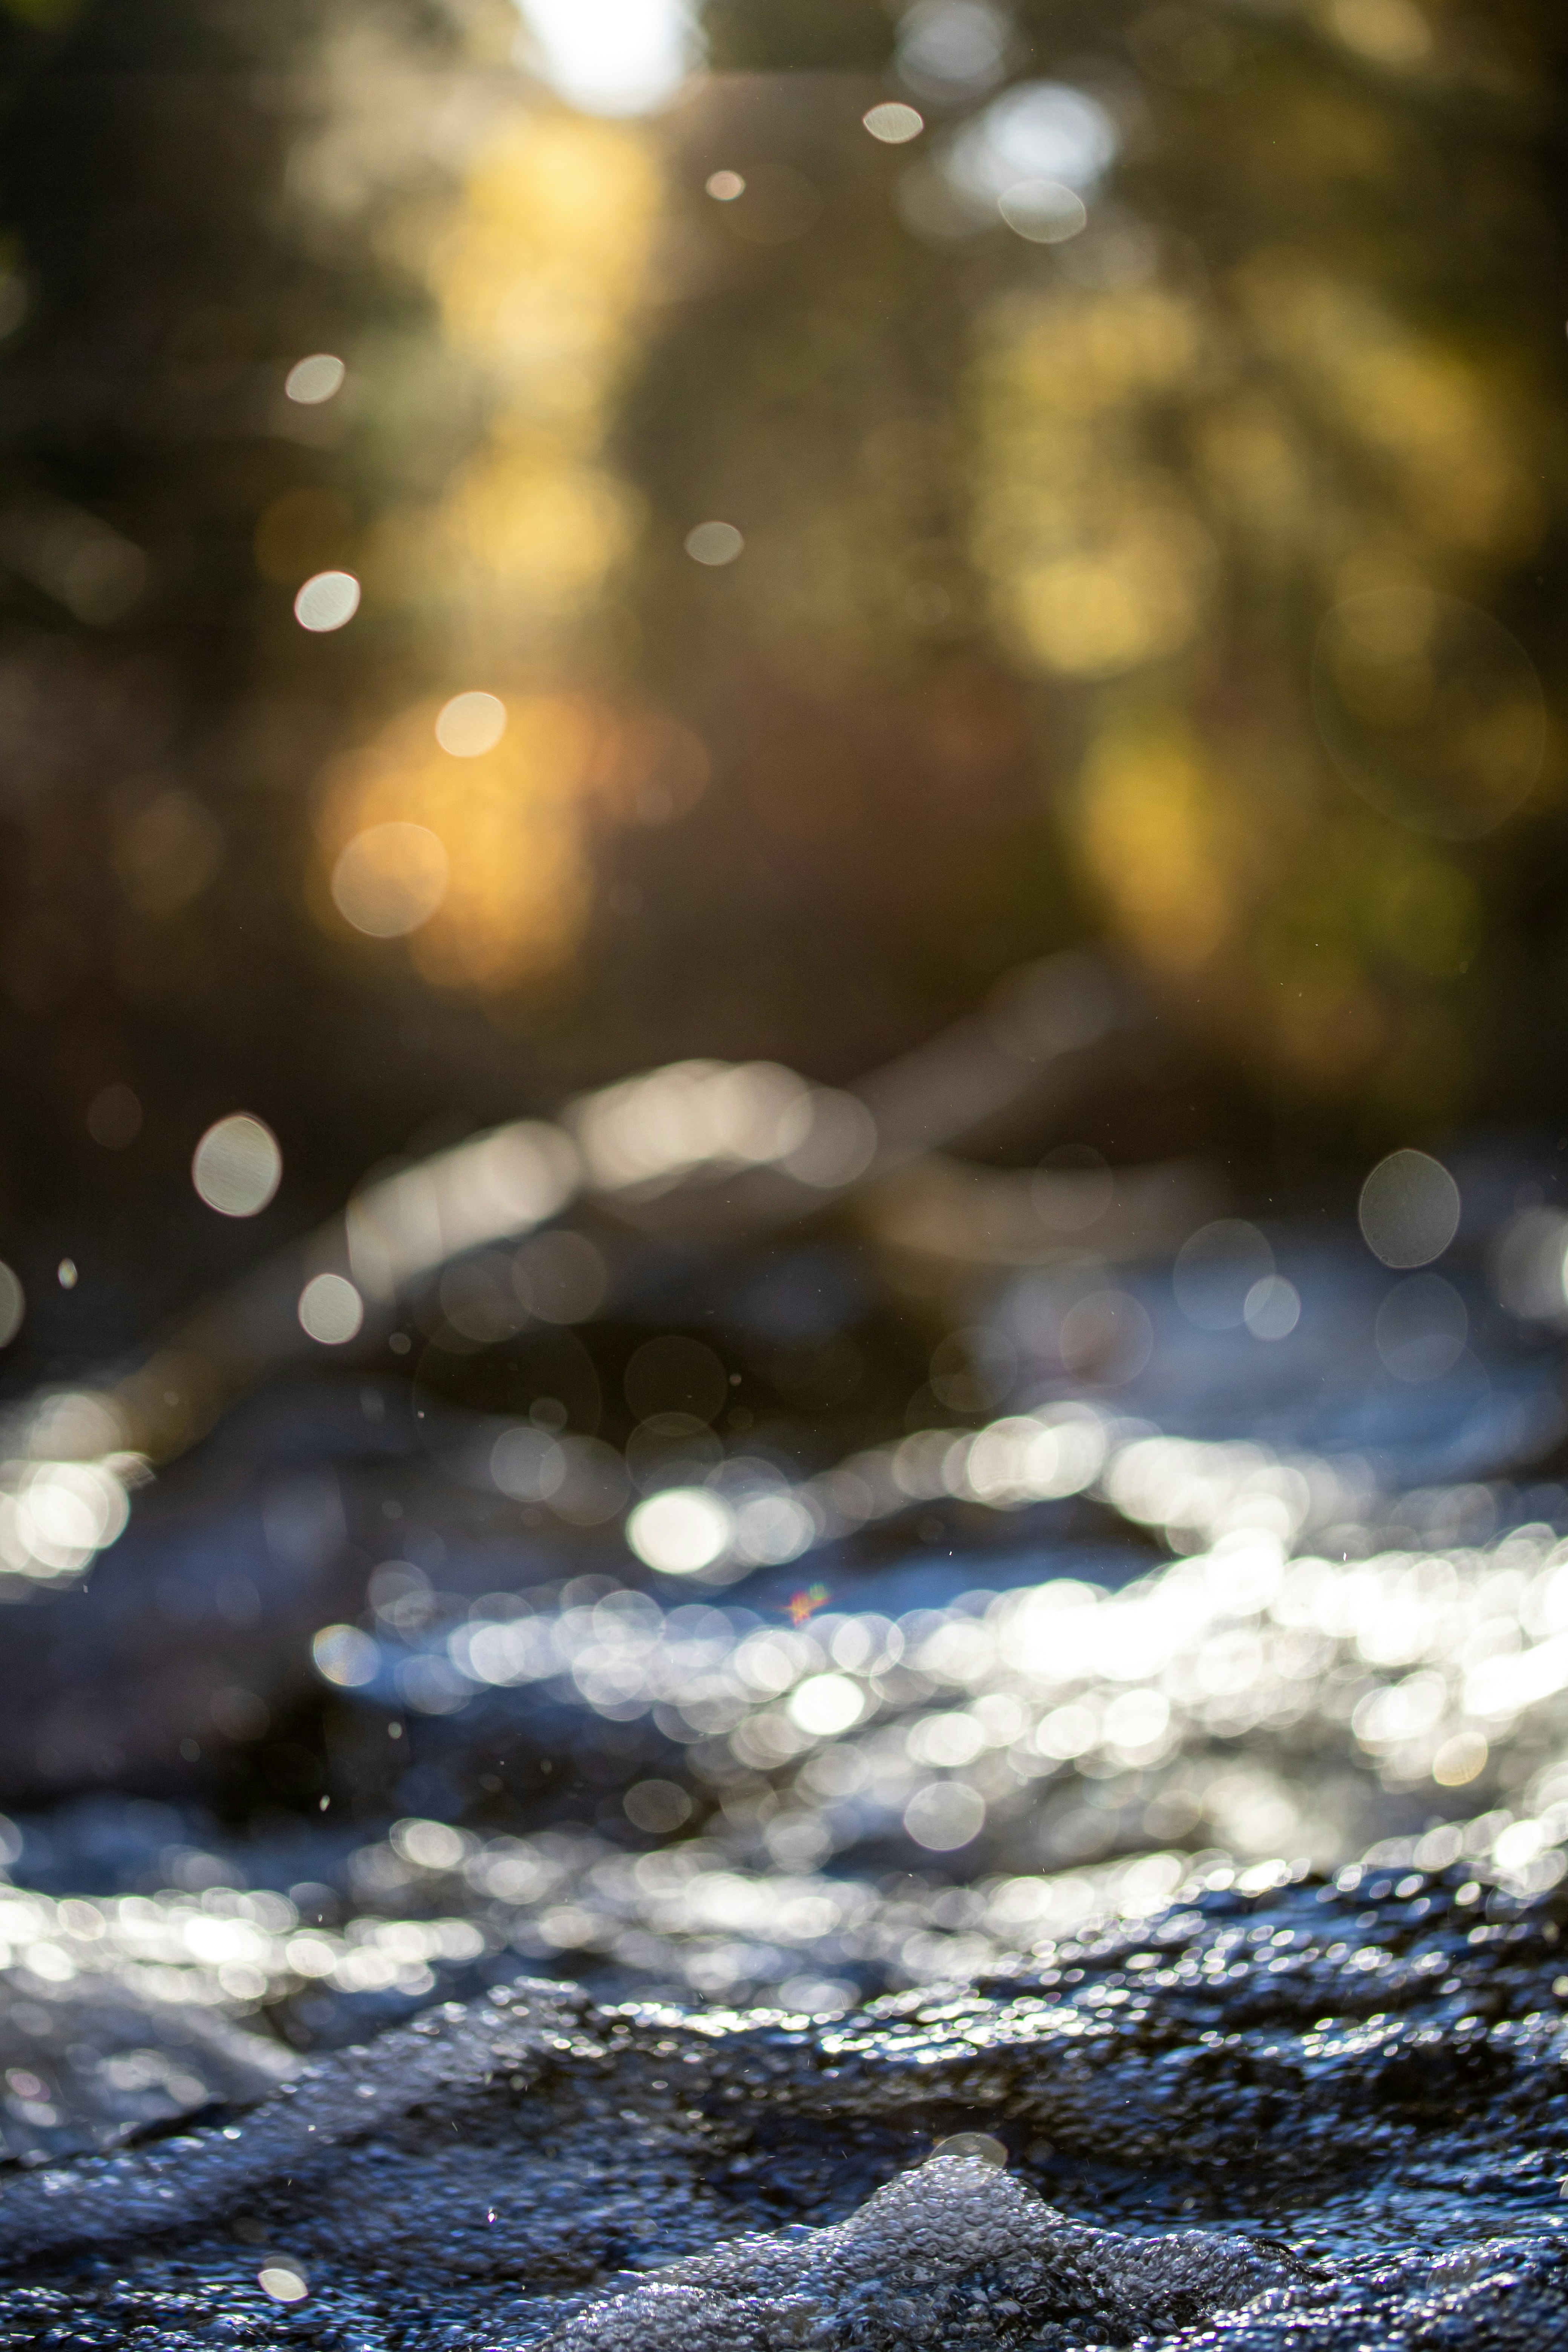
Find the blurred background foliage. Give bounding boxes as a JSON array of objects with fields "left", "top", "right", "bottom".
[{"left": 0, "top": 0, "right": 1562, "bottom": 1352}]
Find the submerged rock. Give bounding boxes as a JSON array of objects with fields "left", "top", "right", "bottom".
[{"left": 0, "top": 1869, "right": 1565, "bottom": 2345}]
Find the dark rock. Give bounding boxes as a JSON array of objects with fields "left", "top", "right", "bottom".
[{"left": 0, "top": 1873, "right": 1565, "bottom": 2345}]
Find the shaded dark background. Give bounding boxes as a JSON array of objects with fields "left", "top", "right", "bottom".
[{"left": 0, "top": 0, "right": 1561, "bottom": 1363}]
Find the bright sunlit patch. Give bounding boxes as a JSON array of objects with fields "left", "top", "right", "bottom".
[
  {"left": 311, "top": 1624, "right": 379, "bottom": 1689},
  {"left": 516, "top": 0, "right": 695, "bottom": 117},
  {"left": 947, "top": 81, "right": 1118, "bottom": 207},
  {"left": 569, "top": 1059, "right": 818, "bottom": 1192},
  {"left": 5, "top": 1463, "right": 130, "bottom": 1578},
  {"left": 333, "top": 104, "right": 665, "bottom": 991},
  {"left": 315, "top": 697, "right": 628, "bottom": 991},
  {"left": 863, "top": 103, "right": 924, "bottom": 145},
  {"left": 257, "top": 2267, "right": 308, "bottom": 2305},
  {"left": 293, "top": 570, "right": 360, "bottom": 632},
  {"left": 684, "top": 520, "right": 744, "bottom": 567},
  {"left": 1432, "top": 1730, "right": 1488, "bottom": 1787},
  {"left": 787, "top": 1673, "right": 865, "bottom": 1737},
  {"left": 732, "top": 1492, "right": 816, "bottom": 1567},
  {"left": 297, "top": 1274, "right": 364, "bottom": 1346},
  {"left": 192, "top": 1115, "right": 282, "bottom": 1218},
  {"left": 625, "top": 1487, "right": 732, "bottom": 1575},
  {"left": 706, "top": 170, "right": 745, "bottom": 201},
  {"left": 330, "top": 822, "right": 449, "bottom": 939},
  {"left": 394, "top": 1818, "right": 468, "bottom": 1869},
  {"left": 435, "top": 691, "right": 507, "bottom": 758},
  {"left": 284, "top": 354, "right": 346, "bottom": 406},
  {"left": 346, "top": 1123, "right": 580, "bottom": 1302}
]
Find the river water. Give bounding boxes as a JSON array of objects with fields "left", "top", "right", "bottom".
[{"left": 0, "top": 1198, "right": 1566, "bottom": 2343}]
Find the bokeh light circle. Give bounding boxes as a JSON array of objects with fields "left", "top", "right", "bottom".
[
  {"left": 1032, "top": 1143, "right": 1112, "bottom": 1232},
  {"left": 1358, "top": 1147, "right": 1460, "bottom": 1268},
  {"left": 863, "top": 102, "right": 924, "bottom": 144},
  {"left": 257, "top": 2267, "right": 308, "bottom": 2305},
  {"left": 625, "top": 1487, "right": 732, "bottom": 1575},
  {"left": 435, "top": 691, "right": 507, "bottom": 757},
  {"left": 0, "top": 1261, "right": 24, "bottom": 1347},
  {"left": 490, "top": 1426, "right": 568, "bottom": 1502},
  {"left": 1375, "top": 1272, "right": 1467, "bottom": 1381},
  {"left": 1312, "top": 588, "right": 1545, "bottom": 839},
  {"left": 946, "top": 80, "right": 1119, "bottom": 201},
  {"left": 312, "top": 1624, "right": 378, "bottom": 1687},
  {"left": 192, "top": 1114, "right": 282, "bottom": 1218},
  {"left": 297, "top": 1272, "right": 364, "bottom": 1346},
  {"left": 903, "top": 1781, "right": 986, "bottom": 1851},
  {"left": 284, "top": 354, "right": 345, "bottom": 406},
  {"left": 897, "top": 2, "right": 1009, "bottom": 99},
  {"left": 684, "top": 521, "right": 744, "bottom": 567},
  {"left": 330, "top": 822, "right": 449, "bottom": 939},
  {"left": 1174, "top": 1220, "right": 1274, "bottom": 1331},
  {"left": 624, "top": 1779, "right": 692, "bottom": 1833},
  {"left": 1243, "top": 1275, "right": 1300, "bottom": 1341},
  {"left": 787, "top": 1673, "right": 865, "bottom": 1736},
  {"left": 1058, "top": 1289, "right": 1153, "bottom": 1384},
  {"left": 293, "top": 570, "right": 361, "bottom": 632},
  {"left": 997, "top": 179, "right": 1087, "bottom": 242},
  {"left": 513, "top": 1230, "right": 607, "bottom": 1325}
]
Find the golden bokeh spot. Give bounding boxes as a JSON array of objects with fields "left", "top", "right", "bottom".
[
  {"left": 304, "top": 104, "right": 669, "bottom": 991},
  {"left": 371, "top": 109, "right": 661, "bottom": 658},
  {"left": 1195, "top": 394, "right": 1310, "bottom": 545},
  {"left": 1234, "top": 253, "right": 1541, "bottom": 561},
  {"left": 1004, "top": 501, "right": 1214, "bottom": 678},
  {"left": 315, "top": 696, "right": 620, "bottom": 989},
  {"left": 411, "top": 452, "right": 641, "bottom": 626},
  {"left": 1321, "top": 0, "right": 1433, "bottom": 69},
  {"left": 331, "top": 823, "right": 449, "bottom": 939},
  {"left": 1074, "top": 714, "right": 1236, "bottom": 970},
  {"left": 972, "top": 289, "right": 1213, "bottom": 680}
]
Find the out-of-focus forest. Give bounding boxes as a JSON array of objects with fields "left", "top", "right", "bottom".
[
  {"left": 2, "top": 0, "right": 1568, "bottom": 1998},
  {"left": 0, "top": 0, "right": 1563, "bottom": 1375}
]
